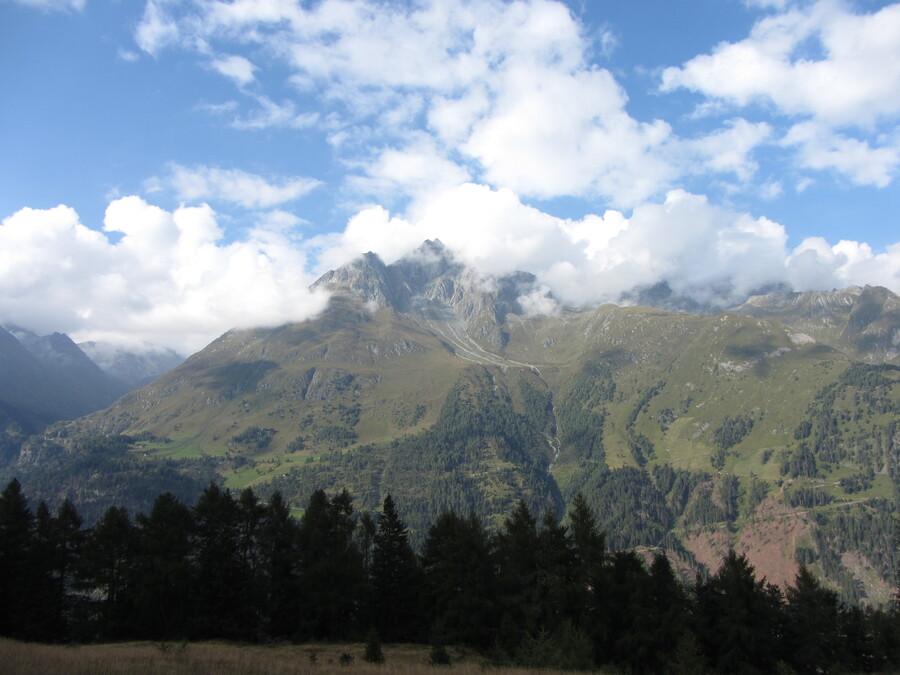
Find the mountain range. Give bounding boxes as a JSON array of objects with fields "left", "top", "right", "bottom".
[{"left": 3, "top": 240, "right": 898, "bottom": 605}]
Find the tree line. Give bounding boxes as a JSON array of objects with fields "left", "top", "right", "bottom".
[{"left": 1, "top": 478, "right": 898, "bottom": 673}]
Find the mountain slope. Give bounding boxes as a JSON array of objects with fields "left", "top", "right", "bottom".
[
  {"left": 732, "top": 285, "right": 900, "bottom": 364},
  {"left": 0, "top": 326, "right": 129, "bottom": 434},
  {"left": 9, "top": 242, "right": 899, "bottom": 603}
]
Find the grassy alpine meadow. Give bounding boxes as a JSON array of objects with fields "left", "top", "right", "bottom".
[{"left": 0, "top": 639, "right": 607, "bottom": 675}]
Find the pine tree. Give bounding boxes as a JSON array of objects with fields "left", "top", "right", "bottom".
[
  {"left": 191, "top": 483, "right": 255, "bottom": 639},
  {"left": 784, "top": 565, "right": 843, "bottom": 674},
  {"left": 695, "top": 550, "right": 785, "bottom": 674},
  {"left": 566, "top": 492, "right": 607, "bottom": 662},
  {"left": 257, "top": 491, "right": 300, "bottom": 638},
  {"left": 77, "top": 505, "right": 136, "bottom": 640},
  {"left": 421, "top": 510, "right": 496, "bottom": 648},
  {"left": 296, "top": 489, "right": 364, "bottom": 640},
  {"left": 495, "top": 500, "right": 541, "bottom": 653},
  {"left": 0, "top": 479, "right": 35, "bottom": 638},
  {"left": 132, "top": 492, "right": 195, "bottom": 639},
  {"left": 369, "top": 494, "right": 424, "bottom": 642}
]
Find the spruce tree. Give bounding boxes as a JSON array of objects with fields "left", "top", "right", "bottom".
[
  {"left": 192, "top": 483, "right": 254, "bottom": 639},
  {"left": 257, "top": 491, "right": 300, "bottom": 638},
  {"left": 421, "top": 510, "right": 496, "bottom": 648},
  {"left": 694, "top": 550, "right": 785, "bottom": 674},
  {"left": 296, "top": 489, "right": 364, "bottom": 640},
  {"left": 495, "top": 500, "right": 541, "bottom": 653},
  {"left": 370, "top": 494, "right": 424, "bottom": 642},
  {"left": 77, "top": 505, "right": 136, "bottom": 640},
  {"left": 132, "top": 492, "right": 195, "bottom": 639},
  {"left": 784, "top": 565, "right": 843, "bottom": 674},
  {"left": 0, "top": 479, "right": 35, "bottom": 638}
]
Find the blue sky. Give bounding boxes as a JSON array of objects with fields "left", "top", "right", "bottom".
[{"left": 1, "top": 0, "right": 898, "bottom": 353}]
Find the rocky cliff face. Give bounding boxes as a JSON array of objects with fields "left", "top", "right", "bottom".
[
  {"left": 732, "top": 285, "right": 900, "bottom": 363},
  {"left": 313, "top": 240, "right": 544, "bottom": 349}
]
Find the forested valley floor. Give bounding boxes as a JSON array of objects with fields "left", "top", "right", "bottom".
[{"left": 1, "top": 478, "right": 899, "bottom": 674}]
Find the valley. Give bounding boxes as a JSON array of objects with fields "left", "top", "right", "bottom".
[{"left": 2, "top": 241, "right": 898, "bottom": 606}]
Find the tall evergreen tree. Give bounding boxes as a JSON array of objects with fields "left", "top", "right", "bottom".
[
  {"left": 191, "top": 483, "right": 255, "bottom": 639},
  {"left": 29, "top": 498, "right": 85, "bottom": 641},
  {"left": 784, "top": 565, "right": 843, "bottom": 674},
  {"left": 495, "top": 499, "right": 542, "bottom": 653},
  {"left": 566, "top": 492, "right": 608, "bottom": 660},
  {"left": 132, "top": 492, "right": 195, "bottom": 639},
  {"left": 534, "top": 510, "right": 576, "bottom": 633},
  {"left": 77, "top": 505, "right": 136, "bottom": 640},
  {"left": 257, "top": 491, "right": 300, "bottom": 638},
  {"left": 0, "top": 479, "right": 35, "bottom": 638},
  {"left": 695, "top": 550, "right": 785, "bottom": 674},
  {"left": 421, "top": 509, "right": 497, "bottom": 648},
  {"left": 296, "top": 489, "right": 364, "bottom": 640},
  {"left": 369, "top": 494, "right": 424, "bottom": 642}
]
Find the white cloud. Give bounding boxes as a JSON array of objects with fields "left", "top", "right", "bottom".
[
  {"left": 135, "top": 0, "right": 182, "bottom": 55},
  {"left": 743, "top": 0, "right": 790, "bottom": 10},
  {"left": 133, "top": 0, "right": 678, "bottom": 206},
  {"left": 517, "top": 286, "right": 560, "bottom": 316},
  {"left": 211, "top": 54, "right": 257, "bottom": 86},
  {"left": 685, "top": 119, "right": 772, "bottom": 182},
  {"left": 315, "top": 185, "right": 793, "bottom": 308},
  {"left": 781, "top": 122, "right": 899, "bottom": 187},
  {"left": 787, "top": 237, "right": 900, "bottom": 291},
  {"left": 0, "top": 199, "right": 329, "bottom": 353},
  {"left": 349, "top": 136, "right": 471, "bottom": 209},
  {"left": 3, "top": 189, "right": 899, "bottom": 353},
  {"left": 315, "top": 182, "right": 899, "bottom": 310},
  {"left": 661, "top": 1, "right": 900, "bottom": 127},
  {"left": 159, "top": 164, "right": 322, "bottom": 208},
  {"left": 462, "top": 64, "right": 675, "bottom": 206}
]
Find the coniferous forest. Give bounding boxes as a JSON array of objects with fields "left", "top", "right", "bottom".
[{"left": 1, "top": 477, "right": 899, "bottom": 674}]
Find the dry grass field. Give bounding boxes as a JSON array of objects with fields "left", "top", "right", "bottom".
[{"left": 0, "top": 638, "right": 597, "bottom": 675}]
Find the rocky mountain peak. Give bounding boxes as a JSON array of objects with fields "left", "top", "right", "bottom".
[{"left": 312, "top": 240, "right": 547, "bottom": 348}]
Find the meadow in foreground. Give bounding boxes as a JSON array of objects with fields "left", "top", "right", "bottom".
[{"left": 0, "top": 639, "right": 606, "bottom": 675}]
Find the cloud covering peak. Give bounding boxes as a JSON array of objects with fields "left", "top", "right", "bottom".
[
  {"left": 1, "top": 0, "right": 898, "bottom": 353},
  {"left": 2, "top": 186, "right": 897, "bottom": 354}
]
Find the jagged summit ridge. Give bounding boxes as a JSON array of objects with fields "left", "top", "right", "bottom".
[{"left": 312, "top": 240, "right": 546, "bottom": 348}]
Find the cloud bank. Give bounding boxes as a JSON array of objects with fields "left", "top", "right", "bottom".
[
  {"left": 0, "top": 199, "right": 329, "bottom": 354},
  {"left": 2, "top": 0, "right": 898, "bottom": 353},
  {"left": 3, "top": 187, "right": 897, "bottom": 354}
]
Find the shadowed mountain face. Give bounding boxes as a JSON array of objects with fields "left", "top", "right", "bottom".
[
  {"left": 0, "top": 326, "right": 130, "bottom": 434},
  {"left": 7, "top": 242, "right": 900, "bottom": 604}
]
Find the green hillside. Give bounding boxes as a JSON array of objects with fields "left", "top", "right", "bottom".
[{"left": 5, "top": 244, "right": 898, "bottom": 604}]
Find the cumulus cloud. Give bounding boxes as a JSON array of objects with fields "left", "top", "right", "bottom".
[
  {"left": 781, "top": 122, "right": 899, "bottom": 187},
  {"left": 312, "top": 182, "right": 900, "bottom": 311},
  {"left": 134, "top": 0, "right": 679, "bottom": 207},
  {"left": 131, "top": 0, "right": 900, "bottom": 212},
  {"left": 3, "top": 187, "right": 899, "bottom": 354},
  {"left": 787, "top": 237, "right": 900, "bottom": 292},
  {"left": 157, "top": 164, "right": 322, "bottom": 208},
  {"left": 661, "top": 1, "right": 900, "bottom": 126},
  {"left": 685, "top": 119, "right": 772, "bottom": 182},
  {"left": 660, "top": 0, "right": 900, "bottom": 188},
  {"left": 0, "top": 199, "right": 329, "bottom": 354}
]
